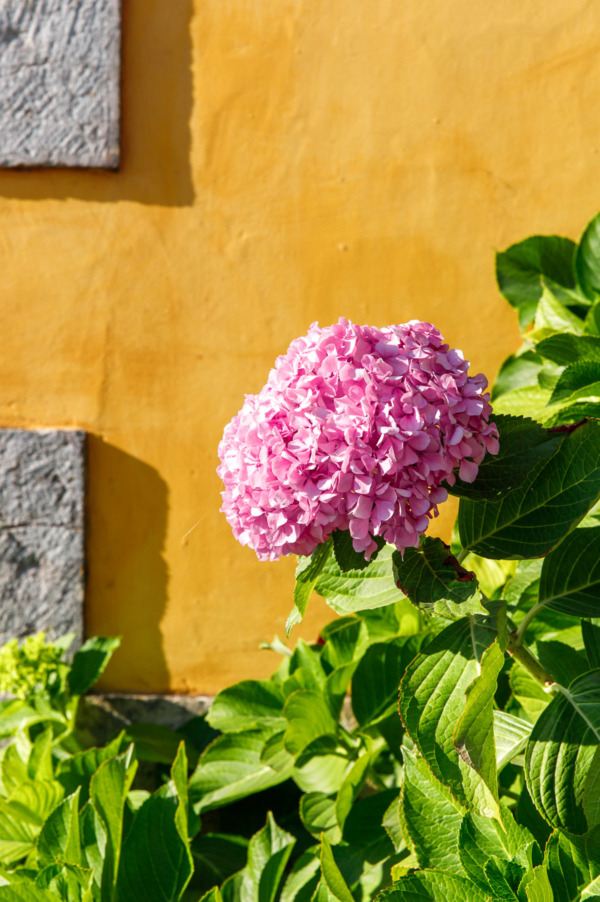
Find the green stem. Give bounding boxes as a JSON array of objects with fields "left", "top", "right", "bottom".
[
  {"left": 515, "top": 602, "right": 547, "bottom": 646},
  {"left": 506, "top": 630, "right": 556, "bottom": 689},
  {"left": 456, "top": 548, "right": 469, "bottom": 565}
]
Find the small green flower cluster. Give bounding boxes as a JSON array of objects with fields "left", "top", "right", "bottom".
[{"left": 0, "top": 632, "right": 64, "bottom": 698}]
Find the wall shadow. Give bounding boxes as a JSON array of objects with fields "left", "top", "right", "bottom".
[
  {"left": 0, "top": 0, "right": 194, "bottom": 206},
  {"left": 85, "top": 435, "right": 170, "bottom": 692}
]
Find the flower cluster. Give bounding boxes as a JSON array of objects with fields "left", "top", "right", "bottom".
[
  {"left": 218, "top": 319, "right": 498, "bottom": 561},
  {"left": 0, "top": 633, "right": 65, "bottom": 699}
]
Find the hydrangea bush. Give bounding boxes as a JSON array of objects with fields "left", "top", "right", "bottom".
[
  {"left": 3, "top": 214, "right": 600, "bottom": 901},
  {"left": 202, "top": 210, "right": 600, "bottom": 901}
]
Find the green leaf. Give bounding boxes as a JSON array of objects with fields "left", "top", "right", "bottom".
[
  {"left": 583, "top": 620, "right": 600, "bottom": 669},
  {"left": 0, "top": 888, "right": 63, "bottom": 901},
  {"left": 260, "top": 731, "right": 295, "bottom": 773},
  {"left": 544, "top": 398, "right": 600, "bottom": 429},
  {"left": 0, "top": 781, "right": 65, "bottom": 865},
  {"left": 68, "top": 637, "right": 121, "bottom": 697},
  {"left": 320, "top": 617, "right": 369, "bottom": 671},
  {"left": 334, "top": 744, "right": 378, "bottom": 834},
  {"left": 78, "top": 801, "right": 106, "bottom": 891},
  {"left": 237, "top": 812, "right": 295, "bottom": 902},
  {"left": 314, "top": 545, "right": 404, "bottom": 615},
  {"left": 222, "top": 872, "right": 244, "bottom": 902},
  {"left": 89, "top": 747, "right": 137, "bottom": 900},
  {"left": 200, "top": 889, "right": 224, "bottom": 902},
  {"left": 491, "top": 385, "right": 553, "bottom": 421},
  {"left": 534, "top": 286, "right": 584, "bottom": 334},
  {"left": 524, "top": 864, "right": 554, "bottom": 901},
  {"left": 550, "top": 360, "right": 600, "bottom": 404},
  {"left": 283, "top": 691, "right": 338, "bottom": 756},
  {"left": 2, "top": 779, "right": 64, "bottom": 830},
  {"left": 509, "top": 665, "right": 551, "bottom": 722},
  {"left": 447, "top": 415, "right": 562, "bottom": 501},
  {"left": 544, "top": 825, "right": 600, "bottom": 900},
  {"left": 38, "top": 790, "right": 82, "bottom": 868},
  {"left": 300, "top": 794, "right": 340, "bottom": 843},
  {"left": 392, "top": 538, "right": 484, "bottom": 619},
  {"left": 191, "top": 834, "right": 248, "bottom": 894},
  {"left": 320, "top": 618, "right": 369, "bottom": 716},
  {"left": 28, "top": 729, "right": 54, "bottom": 783},
  {"left": 582, "top": 877, "right": 600, "bottom": 900},
  {"left": 358, "top": 600, "right": 422, "bottom": 642},
  {"left": 453, "top": 640, "right": 505, "bottom": 801},
  {"left": 493, "top": 711, "right": 532, "bottom": 770},
  {"left": 0, "top": 701, "right": 64, "bottom": 740},
  {"left": 526, "top": 670, "right": 600, "bottom": 833},
  {"left": 279, "top": 847, "right": 320, "bottom": 901},
  {"left": 585, "top": 301, "right": 600, "bottom": 335},
  {"left": 343, "top": 789, "right": 399, "bottom": 869},
  {"left": 399, "top": 616, "right": 500, "bottom": 816},
  {"left": 459, "top": 804, "right": 536, "bottom": 897},
  {"left": 400, "top": 748, "right": 464, "bottom": 872},
  {"left": 189, "top": 730, "right": 293, "bottom": 813},
  {"left": 382, "top": 793, "right": 404, "bottom": 853},
  {"left": 56, "top": 732, "right": 126, "bottom": 805},
  {"left": 116, "top": 745, "right": 193, "bottom": 902},
  {"left": 577, "top": 213, "right": 600, "bottom": 299},
  {"left": 124, "top": 723, "right": 190, "bottom": 766},
  {"left": 482, "top": 858, "right": 522, "bottom": 901},
  {"left": 536, "top": 332, "right": 600, "bottom": 365},
  {"left": 36, "top": 861, "right": 95, "bottom": 901},
  {"left": 207, "top": 680, "right": 286, "bottom": 733},
  {"left": 0, "top": 778, "right": 65, "bottom": 864},
  {"left": 538, "top": 526, "right": 600, "bottom": 616},
  {"left": 351, "top": 637, "right": 425, "bottom": 729},
  {"left": 292, "top": 739, "right": 351, "bottom": 796},
  {"left": 502, "top": 557, "right": 542, "bottom": 609},
  {"left": 288, "top": 541, "right": 334, "bottom": 633},
  {"left": 496, "top": 235, "right": 577, "bottom": 327},
  {"left": 545, "top": 276, "right": 592, "bottom": 311},
  {"left": 171, "top": 742, "right": 191, "bottom": 851},
  {"left": 457, "top": 419, "right": 600, "bottom": 559},
  {"left": 377, "top": 869, "right": 492, "bottom": 900},
  {"left": 535, "top": 640, "right": 589, "bottom": 688},
  {"left": 332, "top": 530, "right": 384, "bottom": 572},
  {"left": 286, "top": 640, "right": 327, "bottom": 692},
  {"left": 492, "top": 351, "right": 545, "bottom": 401},
  {"left": 319, "top": 835, "right": 354, "bottom": 902},
  {"left": 462, "top": 555, "right": 516, "bottom": 600}
]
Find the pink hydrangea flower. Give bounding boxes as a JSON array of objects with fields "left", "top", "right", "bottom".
[{"left": 218, "top": 319, "right": 498, "bottom": 562}]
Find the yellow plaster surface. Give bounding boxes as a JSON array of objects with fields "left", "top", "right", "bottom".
[{"left": 0, "top": 0, "right": 597, "bottom": 691}]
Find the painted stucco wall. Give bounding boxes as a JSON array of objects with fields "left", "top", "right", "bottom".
[{"left": 0, "top": 0, "right": 597, "bottom": 692}]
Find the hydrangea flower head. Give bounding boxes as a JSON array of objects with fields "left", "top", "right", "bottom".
[{"left": 218, "top": 319, "right": 498, "bottom": 561}]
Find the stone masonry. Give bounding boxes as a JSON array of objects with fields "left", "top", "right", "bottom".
[
  {"left": 0, "top": 0, "right": 121, "bottom": 167},
  {"left": 0, "top": 429, "right": 85, "bottom": 646}
]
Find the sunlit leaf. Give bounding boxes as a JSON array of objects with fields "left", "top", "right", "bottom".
[
  {"left": 392, "top": 538, "right": 485, "bottom": 620},
  {"left": 538, "top": 527, "right": 600, "bottom": 617},
  {"left": 526, "top": 670, "right": 600, "bottom": 833},
  {"left": 458, "top": 419, "right": 600, "bottom": 559}
]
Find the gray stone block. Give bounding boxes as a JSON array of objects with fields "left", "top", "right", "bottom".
[
  {"left": 0, "top": 430, "right": 85, "bottom": 646},
  {"left": 0, "top": 0, "right": 121, "bottom": 168}
]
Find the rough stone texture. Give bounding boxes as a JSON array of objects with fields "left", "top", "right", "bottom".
[
  {"left": 0, "top": 0, "right": 121, "bottom": 168},
  {"left": 0, "top": 429, "right": 85, "bottom": 645},
  {"left": 80, "top": 693, "right": 213, "bottom": 746}
]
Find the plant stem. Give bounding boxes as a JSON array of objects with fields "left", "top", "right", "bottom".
[
  {"left": 506, "top": 630, "right": 556, "bottom": 689},
  {"left": 456, "top": 548, "right": 469, "bottom": 565},
  {"left": 515, "top": 602, "right": 547, "bottom": 646}
]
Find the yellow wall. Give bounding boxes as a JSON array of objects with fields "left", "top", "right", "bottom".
[{"left": 0, "top": 0, "right": 597, "bottom": 692}]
